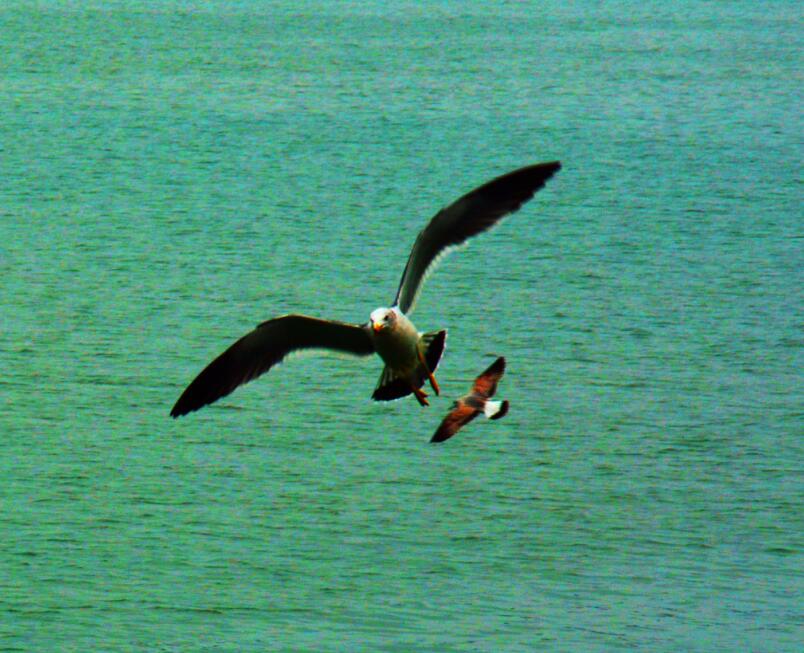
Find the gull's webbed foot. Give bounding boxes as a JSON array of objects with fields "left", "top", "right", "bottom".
[{"left": 411, "top": 384, "right": 430, "bottom": 406}]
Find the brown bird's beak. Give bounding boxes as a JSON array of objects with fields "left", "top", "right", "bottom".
[{"left": 372, "top": 321, "right": 383, "bottom": 333}]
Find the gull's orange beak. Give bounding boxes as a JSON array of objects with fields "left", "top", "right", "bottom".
[{"left": 372, "top": 321, "right": 383, "bottom": 333}]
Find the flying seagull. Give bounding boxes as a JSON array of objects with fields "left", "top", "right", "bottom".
[
  {"left": 170, "top": 161, "right": 561, "bottom": 417},
  {"left": 430, "top": 356, "right": 509, "bottom": 444}
]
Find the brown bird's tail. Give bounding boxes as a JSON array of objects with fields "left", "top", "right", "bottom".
[{"left": 484, "top": 399, "right": 509, "bottom": 420}]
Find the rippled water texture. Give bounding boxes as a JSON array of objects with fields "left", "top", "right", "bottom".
[{"left": 1, "top": 1, "right": 801, "bottom": 651}]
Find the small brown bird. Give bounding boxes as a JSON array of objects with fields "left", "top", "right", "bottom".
[{"left": 430, "top": 357, "right": 509, "bottom": 443}]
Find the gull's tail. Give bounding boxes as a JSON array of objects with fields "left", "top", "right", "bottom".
[
  {"left": 484, "top": 399, "right": 509, "bottom": 420},
  {"left": 372, "top": 330, "right": 447, "bottom": 402},
  {"left": 420, "top": 329, "right": 447, "bottom": 375}
]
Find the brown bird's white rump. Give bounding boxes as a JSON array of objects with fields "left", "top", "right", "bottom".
[
  {"left": 171, "top": 162, "right": 560, "bottom": 418},
  {"left": 430, "top": 357, "right": 509, "bottom": 444}
]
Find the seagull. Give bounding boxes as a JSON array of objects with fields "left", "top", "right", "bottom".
[
  {"left": 430, "top": 357, "right": 509, "bottom": 444},
  {"left": 170, "top": 161, "right": 561, "bottom": 417}
]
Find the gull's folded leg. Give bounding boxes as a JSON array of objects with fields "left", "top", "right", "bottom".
[{"left": 417, "top": 348, "right": 440, "bottom": 396}]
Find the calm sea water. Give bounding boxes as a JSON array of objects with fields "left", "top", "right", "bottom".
[{"left": 1, "top": 1, "right": 801, "bottom": 651}]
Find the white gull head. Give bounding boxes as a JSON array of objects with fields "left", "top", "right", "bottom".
[{"left": 370, "top": 307, "right": 398, "bottom": 333}]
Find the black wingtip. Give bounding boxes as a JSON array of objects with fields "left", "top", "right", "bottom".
[
  {"left": 528, "top": 160, "right": 561, "bottom": 180},
  {"left": 429, "top": 428, "right": 450, "bottom": 444},
  {"left": 524, "top": 160, "right": 561, "bottom": 185},
  {"left": 169, "top": 401, "right": 187, "bottom": 418},
  {"left": 484, "top": 356, "right": 506, "bottom": 378},
  {"left": 170, "top": 391, "right": 203, "bottom": 418},
  {"left": 477, "top": 161, "right": 562, "bottom": 209}
]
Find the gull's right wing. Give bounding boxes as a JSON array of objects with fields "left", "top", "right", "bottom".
[{"left": 170, "top": 314, "right": 374, "bottom": 417}]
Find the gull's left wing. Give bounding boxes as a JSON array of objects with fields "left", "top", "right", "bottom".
[{"left": 393, "top": 161, "right": 561, "bottom": 314}]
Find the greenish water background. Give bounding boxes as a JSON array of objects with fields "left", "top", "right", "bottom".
[{"left": 1, "top": 1, "right": 801, "bottom": 651}]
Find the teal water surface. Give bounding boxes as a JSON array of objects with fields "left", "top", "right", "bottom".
[{"left": 1, "top": 1, "right": 801, "bottom": 651}]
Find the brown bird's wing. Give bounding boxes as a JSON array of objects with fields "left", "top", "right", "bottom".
[
  {"left": 472, "top": 356, "right": 506, "bottom": 398},
  {"left": 430, "top": 400, "right": 480, "bottom": 443},
  {"left": 171, "top": 314, "right": 374, "bottom": 417},
  {"left": 393, "top": 161, "right": 561, "bottom": 314}
]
